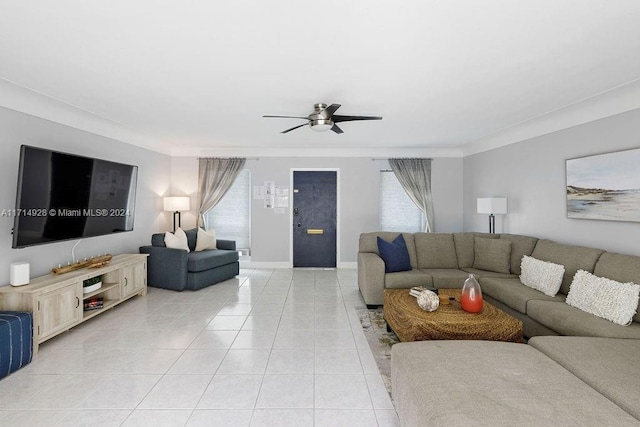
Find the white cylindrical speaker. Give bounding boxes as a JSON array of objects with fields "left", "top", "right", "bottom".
[{"left": 10, "top": 262, "right": 30, "bottom": 287}]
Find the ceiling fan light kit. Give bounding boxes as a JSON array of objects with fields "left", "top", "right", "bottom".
[
  {"left": 264, "top": 102, "right": 382, "bottom": 134},
  {"left": 309, "top": 119, "right": 333, "bottom": 132}
]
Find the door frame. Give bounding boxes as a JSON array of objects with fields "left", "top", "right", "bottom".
[{"left": 289, "top": 168, "right": 340, "bottom": 268}]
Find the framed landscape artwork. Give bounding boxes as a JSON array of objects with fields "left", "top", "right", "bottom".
[{"left": 566, "top": 148, "right": 640, "bottom": 222}]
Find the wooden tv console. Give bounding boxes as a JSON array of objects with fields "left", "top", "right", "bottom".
[{"left": 0, "top": 254, "right": 147, "bottom": 355}]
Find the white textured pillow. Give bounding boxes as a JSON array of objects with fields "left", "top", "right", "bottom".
[
  {"left": 195, "top": 228, "right": 217, "bottom": 251},
  {"left": 566, "top": 269, "right": 640, "bottom": 326},
  {"left": 519, "top": 255, "right": 565, "bottom": 296},
  {"left": 164, "top": 227, "right": 190, "bottom": 252}
]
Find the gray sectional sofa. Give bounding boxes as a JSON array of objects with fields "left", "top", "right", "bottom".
[
  {"left": 358, "top": 231, "right": 640, "bottom": 425},
  {"left": 139, "top": 228, "right": 239, "bottom": 291},
  {"left": 358, "top": 231, "right": 640, "bottom": 339}
]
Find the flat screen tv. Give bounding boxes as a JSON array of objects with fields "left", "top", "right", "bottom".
[{"left": 12, "top": 145, "right": 138, "bottom": 248}]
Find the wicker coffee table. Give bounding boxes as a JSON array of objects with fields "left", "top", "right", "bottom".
[{"left": 383, "top": 288, "right": 523, "bottom": 343}]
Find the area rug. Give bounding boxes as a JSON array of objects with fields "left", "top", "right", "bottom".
[{"left": 356, "top": 307, "right": 399, "bottom": 394}]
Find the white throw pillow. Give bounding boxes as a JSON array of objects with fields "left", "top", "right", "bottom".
[
  {"left": 164, "top": 227, "right": 190, "bottom": 252},
  {"left": 195, "top": 228, "right": 217, "bottom": 251},
  {"left": 566, "top": 269, "right": 640, "bottom": 326},
  {"left": 519, "top": 255, "right": 565, "bottom": 297}
]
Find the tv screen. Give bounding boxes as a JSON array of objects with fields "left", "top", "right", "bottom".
[{"left": 12, "top": 145, "right": 138, "bottom": 248}]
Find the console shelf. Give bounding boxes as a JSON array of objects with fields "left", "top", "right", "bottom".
[
  {"left": 0, "top": 253, "right": 148, "bottom": 355},
  {"left": 83, "top": 282, "right": 119, "bottom": 300}
]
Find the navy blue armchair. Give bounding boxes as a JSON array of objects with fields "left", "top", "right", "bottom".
[{"left": 139, "top": 228, "right": 239, "bottom": 291}]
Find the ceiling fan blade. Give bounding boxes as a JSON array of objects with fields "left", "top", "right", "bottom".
[
  {"left": 331, "top": 124, "right": 344, "bottom": 134},
  {"left": 332, "top": 115, "right": 383, "bottom": 123},
  {"left": 323, "top": 104, "right": 341, "bottom": 118},
  {"left": 281, "top": 123, "right": 309, "bottom": 134},
  {"left": 263, "top": 115, "right": 308, "bottom": 119}
]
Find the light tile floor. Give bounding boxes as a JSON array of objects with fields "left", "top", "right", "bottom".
[{"left": 0, "top": 268, "right": 399, "bottom": 426}]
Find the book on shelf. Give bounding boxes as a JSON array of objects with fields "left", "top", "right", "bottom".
[{"left": 83, "top": 297, "right": 104, "bottom": 311}]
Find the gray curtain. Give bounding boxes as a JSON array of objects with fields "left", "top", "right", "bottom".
[
  {"left": 389, "top": 158, "right": 435, "bottom": 232},
  {"left": 198, "top": 157, "right": 246, "bottom": 226}
]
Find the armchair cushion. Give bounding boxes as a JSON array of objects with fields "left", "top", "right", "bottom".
[{"left": 187, "top": 249, "right": 239, "bottom": 272}]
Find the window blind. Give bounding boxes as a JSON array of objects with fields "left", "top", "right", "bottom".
[
  {"left": 379, "top": 170, "right": 423, "bottom": 232},
  {"left": 204, "top": 169, "right": 251, "bottom": 252}
]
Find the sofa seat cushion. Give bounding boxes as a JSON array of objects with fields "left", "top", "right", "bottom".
[
  {"left": 480, "top": 278, "right": 565, "bottom": 314},
  {"left": 384, "top": 270, "right": 432, "bottom": 289},
  {"left": 187, "top": 249, "right": 239, "bottom": 272},
  {"left": 529, "top": 336, "right": 640, "bottom": 421},
  {"left": 460, "top": 268, "right": 517, "bottom": 280},
  {"left": 527, "top": 300, "right": 640, "bottom": 339},
  {"left": 530, "top": 239, "right": 605, "bottom": 295},
  {"left": 414, "top": 233, "right": 458, "bottom": 269},
  {"left": 391, "top": 340, "right": 639, "bottom": 427},
  {"left": 419, "top": 269, "right": 468, "bottom": 288}
]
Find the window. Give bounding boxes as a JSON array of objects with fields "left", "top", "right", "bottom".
[
  {"left": 379, "top": 170, "right": 424, "bottom": 232},
  {"left": 203, "top": 169, "right": 251, "bottom": 253}
]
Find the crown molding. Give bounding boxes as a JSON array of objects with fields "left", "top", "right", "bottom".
[
  {"left": 3, "top": 76, "right": 639, "bottom": 159},
  {"left": 0, "top": 78, "right": 172, "bottom": 155},
  {"left": 170, "top": 145, "right": 463, "bottom": 158},
  {"left": 461, "top": 78, "right": 640, "bottom": 156}
]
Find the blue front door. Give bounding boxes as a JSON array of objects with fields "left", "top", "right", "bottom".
[{"left": 292, "top": 171, "right": 337, "bottom": 268}]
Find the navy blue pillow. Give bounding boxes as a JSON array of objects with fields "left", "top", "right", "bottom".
[{"left": 377, "top": 234, "right": 412, "bottom": 273}]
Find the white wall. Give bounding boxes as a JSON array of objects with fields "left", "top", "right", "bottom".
[
  {"left": 463, "top": 108, "right": 640, "bottom": 256},
  {"left": 171, "top": 156, "right": 463, "bottom": 266},
  {"left": 0, "top": 107, "right": 171, "bottom": 284}
]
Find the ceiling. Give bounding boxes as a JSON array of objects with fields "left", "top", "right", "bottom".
[{"left": 1, "top": 1, "right": 640, "bottom": 157}]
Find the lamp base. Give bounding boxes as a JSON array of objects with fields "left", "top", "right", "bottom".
[
  {"left": 489, "top": 214, "right": 496, "bottom": 234},
  {"left": 173, "top": 211, "right": 182, "bottom": 232}
]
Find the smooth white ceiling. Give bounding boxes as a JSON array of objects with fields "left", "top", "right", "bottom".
[{"left": 1, "top": 1, "right": 640, "bottom": 157}]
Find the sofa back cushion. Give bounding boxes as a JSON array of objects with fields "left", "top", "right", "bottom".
[
  {"left": 499, "top": 234, "right": 539, "bottom": 275},
  {"left": 530, "top": 239, "right": 605, "bottom": 295},
  {"left": 594, "top": 252, "right": 640, "bottom": 323},
  {"left": 414, "top": 233, "right": 458, "bottom": 269},
  {"left": 151, "top": 233, "right": 166, "bottom": 247},
  {"left": 473, "top": 237, "right": 512, "bottom": 274},
  {"left": 184, "top": 228, "right": 198, "bottom": 251},
  {"left": 453, "top": 232, "right": 498, "bottom": 268},
  {"left": 359, "top": 232, "right": 418, "bottom": 269}
]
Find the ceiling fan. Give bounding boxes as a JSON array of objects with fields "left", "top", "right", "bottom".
[{"left": 263, "top": 103, "right": 382, "bottom": 134}]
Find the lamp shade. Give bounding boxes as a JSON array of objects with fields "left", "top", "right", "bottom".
[
  {"left": 477, "top": 198, "right": 507, "bottom": 215},
  {"left": 163, "top": 196, "right": 190, "bottom": 212}
]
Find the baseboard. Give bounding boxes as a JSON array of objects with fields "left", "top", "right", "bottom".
[
  {"left": 239, "top": 261, "right": 357, "bottom": 269},
  {"left": 240, "top": 261, "right": 292, "bottom": 269},
  {"left": 337, "top": 262, "right": 357, "bottom": 269}
]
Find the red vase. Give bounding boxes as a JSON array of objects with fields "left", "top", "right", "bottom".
[{"left": 461, "top": 274, "right": 483, "bottom": 313}]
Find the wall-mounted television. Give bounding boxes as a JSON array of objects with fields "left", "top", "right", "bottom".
[{"left": 12, "top": 145, "right": 138, "bottom": 248}]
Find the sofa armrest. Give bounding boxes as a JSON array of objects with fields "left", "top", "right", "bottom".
[
  {"left": 358, "top": 252, "right": 386, "bottom": 306},
  {"left": 139, "top": 245, "right": 188, "bottom": 291},
  {"left": 216, "top": 239, "right": 236, "bottom": 251}
]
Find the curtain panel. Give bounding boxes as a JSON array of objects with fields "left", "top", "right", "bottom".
[
  {"left": 388, "top": 158, "right": 435, "bottom": 232},
  {"left": 197, "top": 157, "right": 246, "bottom": 226}
]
